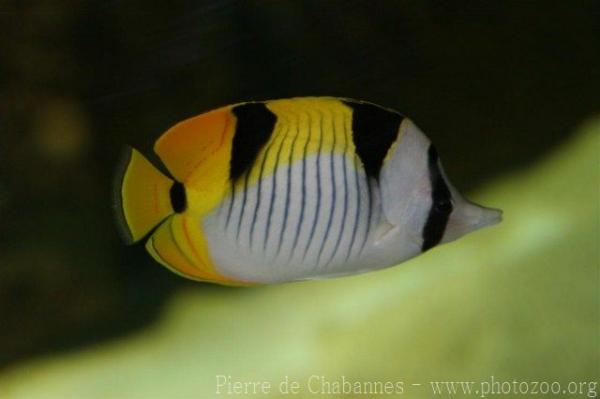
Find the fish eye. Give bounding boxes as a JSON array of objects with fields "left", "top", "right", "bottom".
[{"left": 434, "top": 198, "right": 453, "bottom": 212}]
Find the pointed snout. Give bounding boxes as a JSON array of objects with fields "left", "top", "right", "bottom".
[
  {"left": 461, "top": 200, "right": 503, "bottom": 230},
  {"left": 442, "top": 197, "right": 503, "bottom": 244}
]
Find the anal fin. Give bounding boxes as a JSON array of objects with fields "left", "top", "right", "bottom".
[{"left": 146, "top": 215, "right": 251, "bottom": 286}]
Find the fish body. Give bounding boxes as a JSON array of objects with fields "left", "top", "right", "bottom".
[{"left": 114, "top": 97, "right": 501, "bottom": 285}]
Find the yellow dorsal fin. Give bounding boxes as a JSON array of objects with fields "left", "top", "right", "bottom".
[{"left": 153, "top": 106, "right": 235, "bottom": 215}]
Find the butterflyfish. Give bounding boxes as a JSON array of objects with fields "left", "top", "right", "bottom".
[{"left": 114, "top": 97, "right": 502, "bottom": 285}]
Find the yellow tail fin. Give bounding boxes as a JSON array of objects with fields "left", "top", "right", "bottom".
[{"left": 113, "top": 147, "right": 174, "bottom": 244}]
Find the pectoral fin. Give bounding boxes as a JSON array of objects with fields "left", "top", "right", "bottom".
[{"left": 373, "top": 219, "right": 399, "bottom": 247}]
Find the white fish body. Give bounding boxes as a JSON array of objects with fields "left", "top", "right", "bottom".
[{"left": 115, "top": 97, "right": 502, "bottom": 285}]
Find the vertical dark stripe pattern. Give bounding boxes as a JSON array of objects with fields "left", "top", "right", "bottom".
[
  {"left": 291, "top": 111, "right": 311, "bottom": 256},
  {"left": 236, "top": 171, "right": 250, "bottom": 240},
  {"left": 248, "top": 138, "right": 275, "bottom": 249},
  {"left": 325, "top": 113, "right": 349, "bottom": 266},
  {"left": 317, "top": 112, "right": 337, "bottom": 265},
  {"left": 421, "top": 145, "right": 453, "bottom": 251},
  {"left": 263, "top": 123, "right": 288, "bottom": 251},
  {"left": 303, "top": 111, "right": 323, "bottom": 259},
  {"left": 276, "top": 113, "right": 299, "bottom": 256},
  {"left": 225, "top": 182, "right": 235, "bottom": 230}
]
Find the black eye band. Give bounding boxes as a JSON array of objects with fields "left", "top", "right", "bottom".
[{"left": 421, "top": 145, "right": 453, "bottom": 251}]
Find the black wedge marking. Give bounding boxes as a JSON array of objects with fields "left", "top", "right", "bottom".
[
  {"left": 170, "top": 181, "right": 187, "bottom": 213},
  {"left": 421, "top": 145, "right": 453, "bottom": 251},
  {"left": 343, "top": 100, "right": 404, "bottom": 179},
  {"left": 230, "top": 103, "right": 277, "bottom": 181}
]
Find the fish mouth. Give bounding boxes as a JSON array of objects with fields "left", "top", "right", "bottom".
[
  {"left": 472, "top": 205, "right": 503, "bottom": 230},
  {"left": 441, "top": 200, "right": 503, "bottom": 244}
]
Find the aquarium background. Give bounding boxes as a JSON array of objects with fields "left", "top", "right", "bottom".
[{"left": 0, "top": 1, "right": 598, "bottom": 398}]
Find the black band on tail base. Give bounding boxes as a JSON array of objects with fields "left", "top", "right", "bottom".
[{"left": 170, "top": 181, "right": 187, "bottom": 213}]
